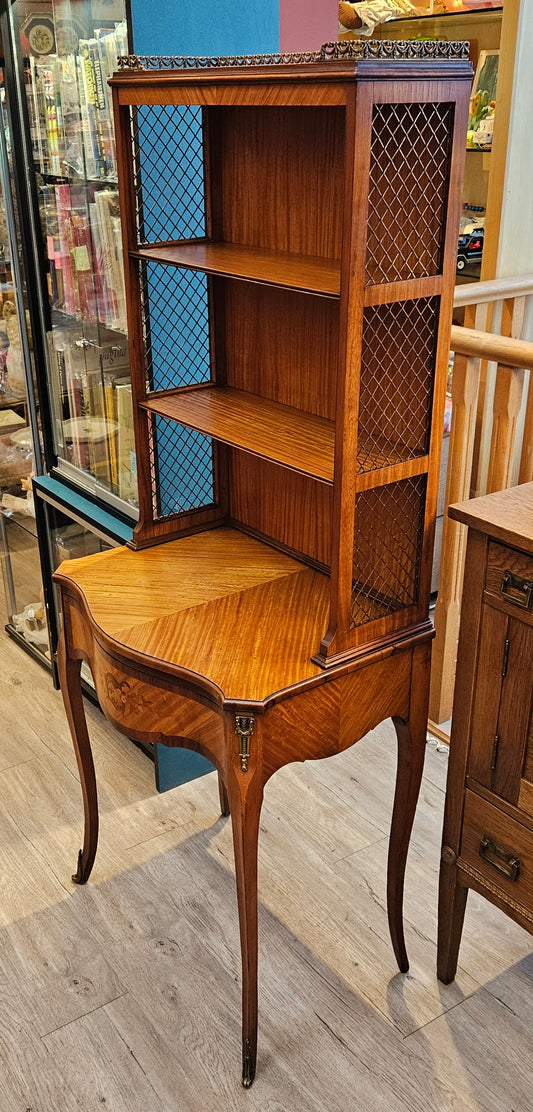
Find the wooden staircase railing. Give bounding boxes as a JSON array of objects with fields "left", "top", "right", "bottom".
[{"left": 429, "top": 274, "right": 533, "bottom": 727}]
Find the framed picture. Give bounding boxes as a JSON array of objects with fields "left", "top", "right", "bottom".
[
  {"left": 468, "top": 49, "right": 499, "bottom": 150},
  {"left": 472, "top": 49, "right": 499, "bottom": 103}
]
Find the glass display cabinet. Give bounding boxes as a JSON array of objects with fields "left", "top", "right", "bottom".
[
  {"left": 2, "top": 0, "right": 137, "bottom": 512},
  {"left": 0, "top": 38, "right": 45, "bottom": 662}
]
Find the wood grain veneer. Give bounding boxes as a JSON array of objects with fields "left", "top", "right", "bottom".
[
  {"left": 217, "top": 106, "right": 345, "bottom": 260},
  {"left": 140, "top": 387, "right": 336, "bottom": 483},
  {"left": 56, "top": 528, "right": 330, "bottom": 703},
  {"left": 223, "top": 281, "right": 339, "bottom": 420},
  {"left": 229, "top": 453, "right": 333, "bottom": 568},
  {"left": 133, "top": 241, "right": 341, "bottom": 298}
]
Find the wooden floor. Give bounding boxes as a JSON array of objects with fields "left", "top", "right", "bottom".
[{"left": 0, "top": 622, "right": 532, "bottom": 1111}]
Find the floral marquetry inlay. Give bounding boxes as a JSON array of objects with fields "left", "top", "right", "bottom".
[{"left": 104, "top": 672, "right": 152, "bottom": 717}]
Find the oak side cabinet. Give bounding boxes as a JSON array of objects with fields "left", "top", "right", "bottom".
[{"left": 438, "top": 482, "right": 533, "bottom": 982}]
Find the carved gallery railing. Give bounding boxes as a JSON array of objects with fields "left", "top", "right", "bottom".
[
  {"left": 116, "top": 39, "right": 471, "bottom": 70},
  {"left": 429, "top": 273, "right": 533, "bottom": 726}
]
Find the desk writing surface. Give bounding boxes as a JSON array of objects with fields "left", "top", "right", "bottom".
[{"left": 56, "top": 526, "right": 330, "bottom": 703}]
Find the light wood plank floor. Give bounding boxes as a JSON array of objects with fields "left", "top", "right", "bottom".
[{"left": 0, "top": 623, "right": 531, "bottom": 1111}]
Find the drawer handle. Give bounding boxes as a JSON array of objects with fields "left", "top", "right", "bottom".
[
  {"left": 500, "top": 569, "right": 533, "bottom": 610},
  {"left": 479, "top": 835, "right": 520, "bottom": 881}
]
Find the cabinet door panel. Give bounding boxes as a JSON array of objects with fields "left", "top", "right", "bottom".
[
  {"left": 468, "top": 605, "right": 508, "bottom": 788},
  {"left": 494, "top": 618, "right": 533, "bottom": 804}
]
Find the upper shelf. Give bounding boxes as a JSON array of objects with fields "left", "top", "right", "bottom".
[
  {"left": 132, "top": 241, "right": 341, "bottom": 299},
  {"left": 140, "top": 385, "right": 336, "bottom": 483}
]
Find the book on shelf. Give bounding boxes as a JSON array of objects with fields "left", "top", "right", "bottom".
[
  {"left": 27, "top": 19, "right": 128, "bottom": 183},
  {"left": 50, "top": 330, "right": 129, "bottom": 489},
  {"left": 114, "top": 376, "right": 137, "bottom": 502},
  {"left": 93, "top": 188, "right": 127, "bottom": 332},
  {"left": 55, "top": 183, "right": 77, "bottom": 316},
  {"left": 42, "top": 179, "right": 127, "bottom": 330},
  {"left": 27, "top": 57, "right": 47, "bottom": 173}
]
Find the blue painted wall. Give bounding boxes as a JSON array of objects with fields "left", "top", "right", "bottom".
[{"left": 130, "top": 0, "right": 279, "bottom": 56}]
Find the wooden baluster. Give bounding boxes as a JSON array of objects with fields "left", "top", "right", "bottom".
[
  {"left": 469, "top": 300, "right": 493, "bottom": 499},
  {"left": 429, "top": 302, "right": 483, "bottom": 725},
  {"left": 518, "top": 296, "right": 533, "bottom": 482},
  {"left": 486, "top": 296, "right": 527, "bottom": 494}
]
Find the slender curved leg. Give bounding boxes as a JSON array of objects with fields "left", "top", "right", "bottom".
[
  {"left": 226, "top": 761, "right": 264, "bottom": 1088},
  {"left": 437, "top": 859, "right": 468, "bottom": 983},
  {"left": 57, "top": 627, "right": 98, "bottom": 884},
  {"left": 218, "top": 772, "right": 230, "bottom": 817},
  {"left": 388, "top": 643, "right": 431, "bottom": 972}
]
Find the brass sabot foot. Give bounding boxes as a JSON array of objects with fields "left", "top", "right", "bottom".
[{"left": 72, "top": 848, "right": 87, "bottom": 884}]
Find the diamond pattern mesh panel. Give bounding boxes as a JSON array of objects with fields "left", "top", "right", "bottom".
[
  {"left": 131, "top": 105, "right": 205, "bottom": 242},
  {"left": 357, "top": 298, "right": 439, "bottom": 473},
  {"left": 150, "top": 413, "right": 215, "bottom": 521},
  {"left": 365, "top": 102, "right": 454, "bottom": 284},
  {"left": 140, "top": 262, "right": 211, "bottom": 393},
  {"left": 351, "top": 475, "right": 426, "bottom": 627}
]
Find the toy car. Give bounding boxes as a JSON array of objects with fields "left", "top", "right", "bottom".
[{"left": 457, "top": 221, "right": 485, "bottom": 271}]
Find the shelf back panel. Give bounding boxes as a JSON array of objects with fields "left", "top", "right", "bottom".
[
  {"left": 224, "top": 281, "right": 338, "bottom": 421},
  {"left": 229, "top": 453, "right": 332, "bottom": 570},
  {"left": 216, "top": 106, "right": 345, "bottom": 260}
]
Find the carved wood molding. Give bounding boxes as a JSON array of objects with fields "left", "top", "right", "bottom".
[{"left": 117, "top": 40, "right": 470, "bottom": 71}]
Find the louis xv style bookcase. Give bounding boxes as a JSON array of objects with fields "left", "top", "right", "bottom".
[{"left": 53, "top": 41, "right": 472, "bottom": 1086}]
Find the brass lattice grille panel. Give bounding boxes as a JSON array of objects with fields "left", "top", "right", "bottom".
[
  {"left": 351, "top": 475, "right": 426, "bottom": 627},
  {"left": 139, "top": 262, "right": 211, "bottom": 393},
  {"left": 357, "top": 297, "right": 439, "bottom": 473},
  {"left": 365, "top": 102, "right": 454, "bottom": 284},
  {"left": 149, "top": 413, "right": 215, "bottom": 521},
  {"left": 131, "top": 105, "right": 205, "bottom": 242}
]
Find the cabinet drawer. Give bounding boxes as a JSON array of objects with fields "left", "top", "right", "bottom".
[
  {"left": 460, "top": 790, "right": 533, "bottom": 917},
  {"left": 485, "top": 542, "right": 533, "bottom": 612}
]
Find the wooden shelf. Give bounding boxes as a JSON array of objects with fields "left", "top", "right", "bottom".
[
  {"left": 133, "top": 241, "right": 341, "bottom": 299},
  {"left": 141, "top": 387, "right": 431, "bottom": 488},
  {"left": 141, "top": 386, "right": 336, "bottom": 483}
]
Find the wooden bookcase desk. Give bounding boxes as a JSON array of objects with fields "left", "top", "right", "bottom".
[
  {"left": 438, "top": 482, "right": 533, "bottom": 983},
  {"left": 53, "top": 43, "right": 472, "bottom": 1087}
]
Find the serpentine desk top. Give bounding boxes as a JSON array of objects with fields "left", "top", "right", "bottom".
[{"left": 55, "top": 526, "right": 331, "bottom": 705}]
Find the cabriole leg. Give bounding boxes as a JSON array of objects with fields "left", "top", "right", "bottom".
[
  {"left": 57, "top": 628, "right": 98, "bottom": 884},
  {"left": 226, "top": 755, "right": 264, "bottom": 1088},
  {"left": 218, "top": 772, "right": 230, "bottom": 817},
  {"left": 388, "top": 643, "right": 431, "bottom": 971}
]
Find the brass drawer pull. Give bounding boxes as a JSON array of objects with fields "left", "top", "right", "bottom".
[
  {"left": 500, "top": 569, "right": 533, "bottom": 610},
  {"left": 479, "top": 835, "right": 520, "bottom": 881}
]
